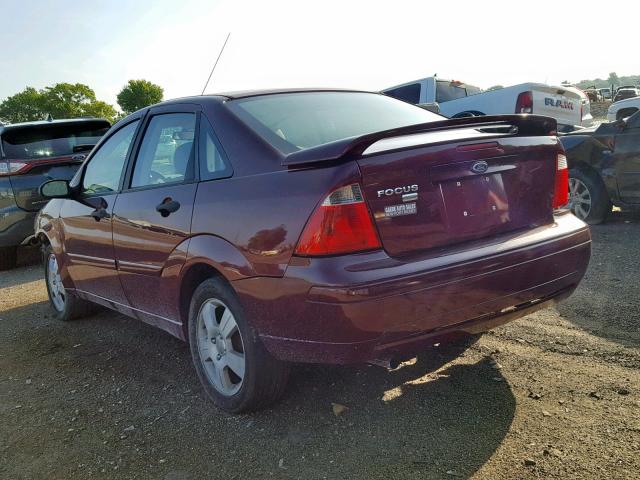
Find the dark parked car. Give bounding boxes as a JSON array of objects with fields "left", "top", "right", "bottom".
[
  {"left": 613, "top": 87, "right": 639, "bottom": 103},
  {"left": 35, "top": 90, "right": 591, "bottom": 412},
  {"left": 0, "top": 118, "right": 110, "bottom": 269},
  {"left": 560, "top": 110, "right": 640, "bottom": 223}
]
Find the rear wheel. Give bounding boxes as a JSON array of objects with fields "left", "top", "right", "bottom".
[
  {"left": 43, "top": 244, "right": 93, "bottom": 321},
  {"left": 568, "top": 169, "right": 611, "bottom": 224},
  {"left": 452, "top": 111, "right": 485, "bottom": 118},
  {"left": 0, "top": 246, "right": 17, "bottom": 271},
  {"left": 616, "top": 108, "right": 638, "bottom": 121},
  {"left": 188, "top": 277, "right": 290, "bottom": 413}
]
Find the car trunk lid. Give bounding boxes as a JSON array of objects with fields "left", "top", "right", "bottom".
[{"left": 353, "top": 121, "right": 560, "bottom": 258}]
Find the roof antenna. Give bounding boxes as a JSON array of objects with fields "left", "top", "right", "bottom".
[{"left": 201, "top": 32, "right": 231, "bottom": 95}]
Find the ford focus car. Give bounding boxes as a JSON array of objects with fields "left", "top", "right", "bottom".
[{"left": 35, "top": 90, "right": 591, "bottom": 412}]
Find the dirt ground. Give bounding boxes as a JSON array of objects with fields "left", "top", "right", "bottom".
[{"left": 1, "top": 213, "right": 639, "bottom": 480}]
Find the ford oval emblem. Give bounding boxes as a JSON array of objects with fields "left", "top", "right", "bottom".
[{"left": 471, "top": 161, "right": 489, "bottom": 174}]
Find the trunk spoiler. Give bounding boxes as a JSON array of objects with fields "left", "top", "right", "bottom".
[{"left": 282, "top": 114, "right": 557, "bottom": 167}]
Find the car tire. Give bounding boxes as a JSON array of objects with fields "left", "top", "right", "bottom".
[
  {"left": 43, "top": 244, "right": 93, "bottom": 321},
  {"left": 568, "top": 169, "right": 611, "bottom": 224},
  {"left": 188, "top": 277, "right": 290, "bottom": 413},
  {"left": 616, "top": 108, "right": 638, "bottom": 121},
  {"left": 0, "top": 246, "right": 18, "bottom": 271},
  {"left": 452, "top": 111, "right": 485, "bottom": 118}
]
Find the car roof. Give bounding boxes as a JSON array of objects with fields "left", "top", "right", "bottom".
[
  {"left": 0, "top": 117, "right": 110, "bottom": 135},
  {"left": 214, "top": 88, "right": 370, "bottom": 99},
  {"left": 152, "top": 89, "right": 372, "bottom": 107}
]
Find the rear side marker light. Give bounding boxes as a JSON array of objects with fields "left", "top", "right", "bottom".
[
  {"left": 553, "top": 153, "right": 569, "bottom": 209},
  {"left": 294, "top": 184, "right": 381, "bottom": 256}
]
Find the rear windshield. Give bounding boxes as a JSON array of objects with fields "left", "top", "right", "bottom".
[
  {"left": 229, "top": 92, "right": 442, "bottom": 154},
  {"left": 1, "top": 121, "right": 110, "bottom": 160}
]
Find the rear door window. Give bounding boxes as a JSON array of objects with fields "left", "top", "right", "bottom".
[
  {"left": 130, "top": 113, "right": 196, "bottom": 188},
  {"left": 2, "top": 121, "right": 110, "bottom": 160},
  {"left": 199, "top": 116, "right": 232, "bottom": 181},
  {"left": 384, "top": 83, "right": 421, "bottom": 104}
]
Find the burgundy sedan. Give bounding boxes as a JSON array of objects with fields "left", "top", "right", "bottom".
[{"left": 36, "top": 90, "right": 591, "bottom": 412}]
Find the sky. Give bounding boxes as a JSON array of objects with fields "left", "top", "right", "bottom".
[{"left": 1, "top": 0, "right": 638, "bottom": 109}]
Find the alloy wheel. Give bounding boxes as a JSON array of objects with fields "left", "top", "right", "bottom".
[
  {"left": 47, "top": 253, "right": 66, "bottom": 312},
  {"left": 568, "top": 177, "right": 592, "bottom": 220},
  {"left": 196, "top": 298, "right": 246, "bottom": 396}
]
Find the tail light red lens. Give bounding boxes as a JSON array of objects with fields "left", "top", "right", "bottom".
[
  {"left": 553, "top": 153, "right": 569, "bottom": 209},
  {"left": 0, "top": 161, "right": 29, "bottom": 176},
  {"left": 515, "top": 91, "right": 533, "bottom": 114},
  {"left": 294, "top": 184, "right": 381, "bottom": 256}
]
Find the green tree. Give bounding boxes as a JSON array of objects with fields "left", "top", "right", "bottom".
[
  {"left": 81, "top": 100, "right": 117, "bottom": 121},
  {"left": 0, "top": 87, "right": 45, "bottom": 123},
  {"left": 0, "top": 83, "right": 116, "bottom": 124},
  {"left": 117, "top": 79, "right": 164, "bottom": 114},
  {"left": 40, "top": 83, "right": 116, "bottom": 121},
  {"left": 608, "top": 72, "right": 619, "bottom": 86}
]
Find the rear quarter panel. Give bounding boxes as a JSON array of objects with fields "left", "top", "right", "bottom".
[{"left": 189, "top": 161, "right": 361, "bottom": 277}]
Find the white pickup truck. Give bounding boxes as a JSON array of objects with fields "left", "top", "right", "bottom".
[
  {"left": 607, "top": 96, "right": 640, "bottom": 122},
  {"left": 382, "top": 76, "right": 592, "bottom": 131}
]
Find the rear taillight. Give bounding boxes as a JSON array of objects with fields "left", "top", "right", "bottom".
[
  {"left": 553, "top": 153, "right": 569, "bottom": 209},
  {"left": 294, "top": 184, "right": 381, "bottom": 256},
  {"left": 515, "top": 91, "right": 533, "bottom": 114},
  {"left": 0, "top": 161, "right": 29, "bottom": 176}
]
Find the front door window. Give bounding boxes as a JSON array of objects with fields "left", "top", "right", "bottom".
[{"left": 82, "top": 120, "right": 139, "bottom": 195}]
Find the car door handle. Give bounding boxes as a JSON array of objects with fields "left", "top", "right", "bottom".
[
  {"left": 156, "top": 199, "right": 180, "bottom": 217},
  {"left": 71, "top": 154, "right": 86, "bottom": 162}
]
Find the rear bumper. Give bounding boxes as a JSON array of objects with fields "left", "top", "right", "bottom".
[{"left": 234, "top": 213, "right": 591, "bottom": 364}]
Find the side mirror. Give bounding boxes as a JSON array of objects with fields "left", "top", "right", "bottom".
[
  {"left": 40, "top": 179, "right": 72, "bottom": 199},
  {"left": 418, "top": 102, "right": 441, "bottom": 114}
]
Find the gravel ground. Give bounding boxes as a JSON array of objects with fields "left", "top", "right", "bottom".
[
  {"left": 589, "top": 101, "right": 611, "bottom": 122},
  {"left": 1, "top": 212, "right": 639, "bottom": 480}
]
